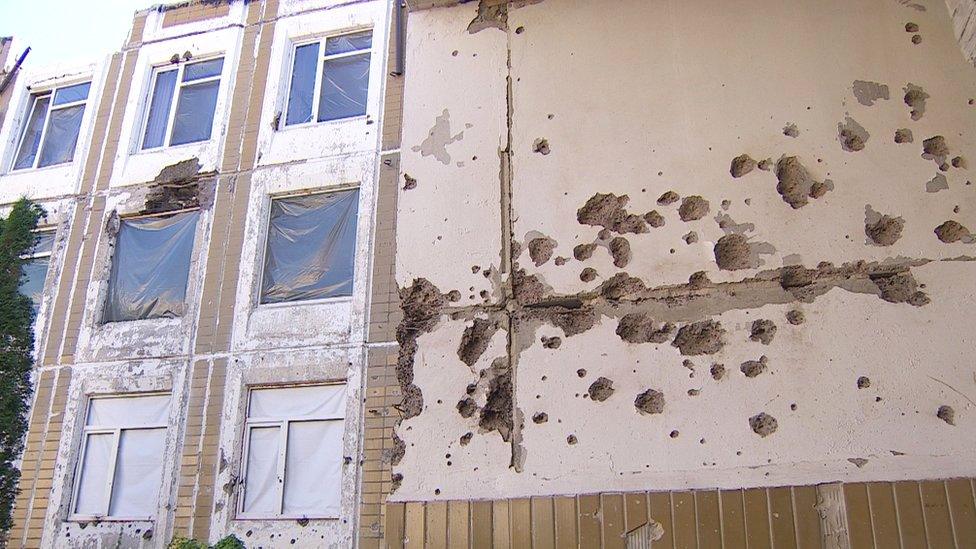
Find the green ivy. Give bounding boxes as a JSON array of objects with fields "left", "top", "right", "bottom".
[
  {"left": 168, "top": 535, "right": 246, "bottom": 549},
  {"left": 0, "top": 198, "right": 42, "bottom": 533}
]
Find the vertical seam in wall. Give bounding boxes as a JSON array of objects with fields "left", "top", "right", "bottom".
[
  {"left": 717, "top": 490, "right": 726, "bottom": 549},
  {"left": 943, "top": 481, "right": 959, "bottom": 549},
  {"left": 891, "top": 482, "right": 905, "bottom": 549},
  {"left": 916, "top": 482, "right": 931, "bottom": 548},
  {"left": 789, "top": 488, "right": 800, "bottom": 549},
  {"left": 865, "top": 484, "right": 879, "bottom": 549},
  {"left": 693, "top": 490, "right": 701, "bottom": 549},
  {"left": 36, "top": 367, "right": 72, "bottom": 545},
  {"left": 671, "top": 491, "right": 679, "bottom": 548},
  {"left": 765, "top": 488, "right": 775, "bottom": 549},
  {"left": 12, "top": 371, "right": 55, "bottom": 549}
]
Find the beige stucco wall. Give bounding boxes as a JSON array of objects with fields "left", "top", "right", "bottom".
[{"left": 393, "top": 0, "right": 976, "bottom": 502}]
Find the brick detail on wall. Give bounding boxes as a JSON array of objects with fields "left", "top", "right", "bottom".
[
  {"left": 367, "top": 154, "right": 402, "bottom": 344},
  {"left": 25, "top": 368, "right": 73, "bottom": 549},
  {"left": 161, "top": 2, "right": 232, "bottom": 29},
  {"left": 381, "top": 8, "right": 405, "bottom": 152},
  {"left": 358, "top": 347, "right": 402, "bottom": 546},
  {"left": 6, "top": 371, "right": 55, "bottom": 549}
]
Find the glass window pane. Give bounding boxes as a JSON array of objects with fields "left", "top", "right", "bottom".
[
  {"left": 169, "top": 80, "right": 219, "bottom": 146},
  {"left": 104, "top": 212, "right": 199, "bottom": 322},
  {"left": 285, "top": 43, "right": 319, "bottom": 126},
  {"left": 261, "top": 190, "right": 359, "bottom": 303},
  {"left": 32, "top": 231, "right": 55, "bottom": 256},
  {"left": 317, "top": 53, "right": 370, "bottom": 121},
  {"left": 248, "top": 385, "right": 346, "bottom": 421},
  {"left": 142, "top": 69, "right": 178, "bottom": 149},
  {"left": 109, "top": 429, "right": 166, "bottom": 518},
  {"left": 74, "top": 433, "right": 114, "bottom": 515},
  {"left": 283, "top": 421, "right": 343, "bottom": 516},
  {"left": 18, "top": 258, "right": 49, "bottom": 316},
  {"left": 324, "top": 31, "right": 372, "bottom": 55},
  {"left": 37, "top": 104, "right": 85, "bottom": 167},
  {"left": 53, "top": 82, "right": 91, "bottom": 105},
  {"left": 13, "top": 96, "right": 50, "bottom": 169},
  {"left": 87, "top": 395, "right": 171, "bottom": 427},
  {"left": 183, "top": 58, "right": 224, "bottom": 81},
  {"left": 243, "top": 426, "right": 280, "bottom": 515}
]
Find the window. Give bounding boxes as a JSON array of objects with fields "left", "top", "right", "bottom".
[
  {"left": 141, "top": 57, "right": 224, "bottom": 149},
  {"left": 283, "top": 31, "right": 372, "bottom": 126},
  {"left": 19, "top": 229, "right": 56, "bottom": 316},
  {"left": 239, "top": 385, "right": 346, "bottom": 518},
  {"left": 104, "top": 211, "right": 199, "bottom": 322},
  {"left": 260, "top": 189, "right": 359, "bottom": 304},
  {"left": 12, "top": 81, "right": 90, "bottom": 170},
  {"left": 71, "top": 394, "right": 170, "bottom": 520}
]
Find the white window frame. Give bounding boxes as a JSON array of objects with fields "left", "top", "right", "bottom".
[
  {"left": 138, "top": 56, "right": 224, "bottom": 151},
  {"left": 281, "top": 29, "right": 373, "bottom": 129},
  {"left": 68, "top": 393, "right": 170, "bottom": 522},
  {"left": 236, "top": 383, "right": 346, "bottom": 520},
  {"left": 11, "top": 81, "right": 91, "bottom": 171},
  {"left": 20, "top": 227, "right": 56, "bottom": 261},
  {"left": 254, "top": 185, "right": 360, "bottom": 308}
]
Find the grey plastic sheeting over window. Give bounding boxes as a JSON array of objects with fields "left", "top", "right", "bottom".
[
  {"left": 19, "top": 232, "right": 56, "bottom": 315},
  {"left": 261, "top": 190, "right": 359, "bottom": 304},
  {"left": 104, "top": 212, "right": 199, "bottom": 322}
]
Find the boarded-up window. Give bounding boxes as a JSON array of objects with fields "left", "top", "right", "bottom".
[
  {"left": 71, "top": 394, "right": 170, "bottom": 519},
  {"left": 239, "top": 385, "right": 346, "bottom": 518},
  {"left": 104, "top": 211, "right": 199, "bottom": 322},
  {"left": 260, "top": 190, "right": 359, "bottom": 304}
]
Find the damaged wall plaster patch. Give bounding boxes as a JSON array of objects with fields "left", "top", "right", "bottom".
[
  {"left": 838, "top": 116, "right": 870, "bottom": 152},
  {"left": 775, "top": 156, "right": 831, "bottom": 208},
  {"left": 587, "top": 377, "right": 615, "bottom": 401},
  {"left": 411, "top": 109, "right": 464, "bottom": 165},
  {"left": 904, "top": 83, "right": 929, "bottom": 120},
  {"left": 894, "top": 128, "right": 914, "bottom": 144},
  {"left": 577, "top": 193, "right": 648, "bottom": 234},
  {"left": 457, "top": 318, "right": 499, "bottom": 367},
  {"left": 730, "top": 154, "right": 756, "bottom": 178},
  {"left": 678, "top": 196, "right": 710, "bottom": 221},
  {"left": 528, "top": 236, "right": 557, "bottom": 266},
  {"left": 926, "top": 174, "right": 949, "bottom": 193},
  {"left": 634, "top": 389, "right": 665, "bottom": 414},
  {"left": 749, "top": 412, "right": 778, "bottom": 436},
  {"left": 672, "top": 320, "right": 726, "bottom": 355},
  {"left": 934, "top": 220, "right": 971, "bottom": 243},
  {"left": 852, "top": 80, "right": 890, "bottom": 106},
  {"left": 864, "top": 206, "right": 905, "bottom": 246}
]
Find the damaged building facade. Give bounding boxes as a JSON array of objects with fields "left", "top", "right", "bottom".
[{"left": 1, "top": 0, "right": 976, "bottom": 548}]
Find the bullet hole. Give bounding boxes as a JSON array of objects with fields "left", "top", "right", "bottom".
[
  {"left": 542, "top": 336, "right": 562, "bottom": 349},
  {"left": 466, "top": 383, "right": 477, "bottom": 395},
  {"left": 857, "top": 376, "right": 871, "bottom": 389},
  {"left": 865, "top": 208, "right": 905, "bottom": 246},
  {"left": 644, "top": 210, "right": 665, "bottom": 228},
  {"left": 452, "top": 50, "right": 459, "bottom": 56},
  {"left": 588, "top": 377, "right": 615, "bottom": 402},
  {"left": 730, "top": 154, "right": 757, "bottom": 178},
  {"left": 714, "top": 234, "right": 753, "bottom": 271},
  {"left": 532, "top": 412, "right": 548, "bottom": 424},
  {"left": 609, "top": 237, "right": 632, "bottom": 268},
  {"left": 688, "top": 271, "right": 711, "bottom": 289},
  {"left": 749, "top": 319, "right": 777, "bottom": 345},
  {"left": 740, "top": 356, "right": 769, "bottom": 377},
  {"left": 471, "top": 265, "right": 481, "bottom": 274},
  {"left": 533, "top": 138, "right": 550, "bottom": 155},
  {"left": 460, "top": 432, "right": 473, "bottom": 445},
  {"left": 757, "top": 159, "right": 773, "bottom": 171},
  {"left": 445, "top": 290, "right": 461, "bottom": 302},
  {"left": 598, "top": 229, "right": 612, "bottom": 241},
  {"left": 657, "top": 190, "right": 679, "bottom": 205},
  {"left": 577, "top": 193, "right": 648, "bottom": 233},
  {"left": 479, "top": 366, "right": 514, "bottom": 440},
  {"left": 435, "top": 489, "right": 441, "bottom": 495},
  {"left": 710, "top": 363, "right": 726, "bottom": 380},
  {"left": 567, "top": 434, "right": 578, "bottom": 445},
  {"left": 934, "top": 220, "right": 970, "bottom": 243},
  {"left": 721, "top": 199, "right": 731, "bottom": 210},
  {"left": 871, "top": 272, "right": 930, "bottom": 306},
  {"left": 683, "top": 359, "right": 695, "bottom": 371},
  {"left": 635, "top": 389, "right": 665, "bottom": 414},
  {"left": 673, "top": 320, "right": 726, "bottom": 355},
  {"left": 391, "top": 474, "right": 403, "bottom": 493},
  {"left": 480, "top": 290, "right": 489, "bottom": 299},
  {"left": 937, "top": 405, "right": 955, "bottom": 425},
  {"left": 547, "top": 113, "right": 554, "bottom": 119},
  {"left": 683, "top": 231, "right": 699, "bottom": 244},
  {"left": 749, "top": 412, "right": 778, "bottom": 437},
  {"left": 579, "top": 267, "right": 598, "bottom": 282},
  {"left": 894, "top": 128, "right": 913, "bottom": 143},
  {"left": 699, "top": 438, "right": 706, "bottom": 444},
  {"left": 554, "top": 256, "right": 568, "bottom": 266},
  {"left": 838, "top": 116, "right": 869, "bottom": 152},
  {"left": 457, "top": 398, "right": 478, "bottom": 418},
  {"left": 952, "top": 156, "right": 967, "bottom": 169},
  {"left": 905, "top": 22, "right": 918, "bottom": 32},
  {"left": 688, "top": 389, "right": 700, "bottom": 397},
  {"left": 457, "top": 318, "right": 498, "bottom": 366},
  {"left": 616, "top": 313, "right": 675, "bottom": 344},
  {"left": 776, "top": 156, "right": 831, "bottom": 208},
  {"left": 678, "top": 196, "right": 710, "bottom": 221},
  {"left": 848, "top": 458, "right": 869, "bottom": 468},
  {"left": 515, "top": 26, "right": 525, "bottom": 34},
  {"left": 573, "top": 243, "right": 596, "bottom": 261},
  {"left": 528, "top": 236, "right": 557, "bottom": 266},
  {"left": 876, "top": 396, "right": 883, "bottom": 402},
  {"left": 911, "top": 34, "right": 922, "bottom": 44},
  {"left": 852, "top": 80, "right": 890, "bottom": 106},
  {"left": 577, "top": 369, "right": 587, "bottom": 378},
  {"left": 402, "top": 173, "right": 417, "bottom": 190},
  {"left": 790, "top": 403, "right": 798, "bottom": 411},
  {"left": 923, "top": 135, "right": 950, "bottom": 162},
  {"left": 904, "top": 84, "right": 929, "bottom": 120}
]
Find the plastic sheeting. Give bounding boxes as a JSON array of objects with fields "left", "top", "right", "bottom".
[
  {"left": 318, "top": 53, "right": 370, "bottom": 121},
  {"left": 242, "top": 426, "right": 281, "bottom": 514},
  {"left": 104, "top": 212, "right": 199, "bottom": 322},
  {"left": 74, "top": 433, "right": 113, "bottom": 516},
  {"left": 87, "top": 394, "right": 170, "bottom": 427},
  {"left": 260, "top": 190, "right": 358, "bottom": 303},
  {"left": 248, "top": 384, "right": 345, "bottom": 420},
  {"left": 13, "top": 96, "right": 50, "bottom": 169},
  {"left": 282, "top": 420, "right": 343, "bottom": 515},
  {"left": 19, "top": 259, "right": 49, "bottom": 315},
  {"left": 170, "top": 79, "right": 219, "bottom": 146},
  {"left": 108, "top": 429, "right": 165, "bottom": 517},
  {"left": 324, "top": 31, "right": 372, "bottom": 55},
  {"left": 142, "top": 69, "right": 177, "bottom": 149},
  {"left": 38, "top": 104, "right": 85, "bottom": 167},
  {"left": 285, "top": 43, "right": 319, "bottom": 126}
]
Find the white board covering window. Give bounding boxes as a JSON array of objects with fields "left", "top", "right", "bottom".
[
  {"left": 12, "top": 81, "right": 90, "bottom": 170},
  {"left": 141, "top": 57, "right": 224, "bottom": 149},
  {"left": 104, "top": 211, "right": 199, "bottom": 322},
  {"left": 260, "top": 189, "right": 359, "bottom": 304},
  {"left": 240, "top": 385, "right": 346, "bottom": 518},
  {"left": 72, "top": 394, "right": 170, "bottom": 520},
  {"left": 18, "top": 230, "right": 56, "bottom": 316},
  {"left": 283, "top": 31, "right": 372, "bottom": 126}
]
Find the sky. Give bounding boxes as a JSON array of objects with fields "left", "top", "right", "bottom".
[{"left": 0, "top": 0, "right": 158, "bottom": 69}]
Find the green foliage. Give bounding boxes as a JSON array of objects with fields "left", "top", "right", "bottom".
[
  {"left": 168, "top": 535, "right": 245, "bottom": 549},
  {"left": 0, "top": 198, "right": 42, "bottom": 532}
]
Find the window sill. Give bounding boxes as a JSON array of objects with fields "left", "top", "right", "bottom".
[
  {"left": 277, "top": 114, "right": 369, "bottom": 133},
  {"left": 233, "top": 515, "right": 340, "bottom": 522},
  {"left": 256, "top": 295, "right": 353, "bottom": 310},
  {"left": 4, "top": 161, "right": 74, "bottom": 176},
  {"left": 67, "top": 515, "right": 154, "bottom": 523},
  {"left": 130, "top": 139, "right": 213, "bottom": 157}
]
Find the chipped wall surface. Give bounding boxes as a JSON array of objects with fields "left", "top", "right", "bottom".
[{"left": 393, "top": 0, "right": 976, "bottom": 502}]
